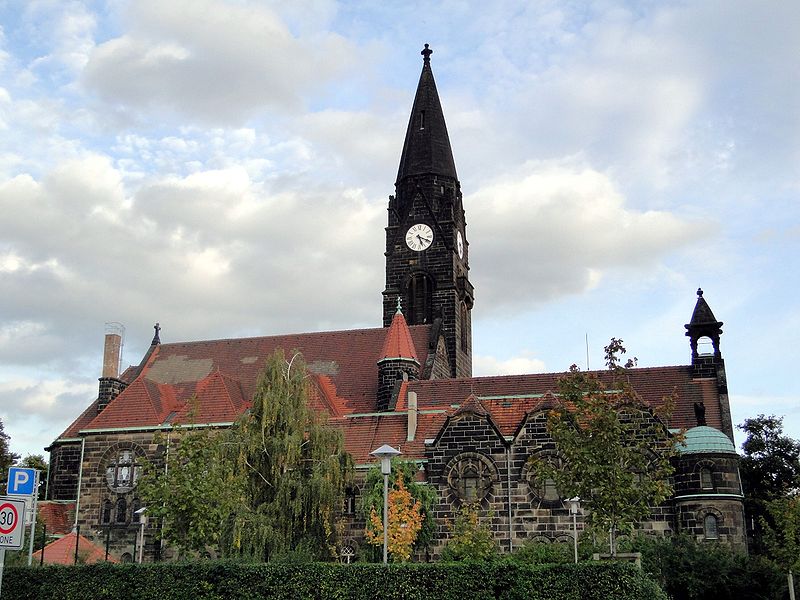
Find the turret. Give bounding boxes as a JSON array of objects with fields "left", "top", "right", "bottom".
[
  {"left": 684, "top": 288, "right": 733, "bottom": 440},
  {"left": 377, "top": 301, "right": 420, "bottom": 411}
]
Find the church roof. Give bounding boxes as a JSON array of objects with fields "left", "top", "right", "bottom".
[
  {"left": 37, "top": 501, "right": 75, "bottom": 536},
  {"left": 379, "top": 308, "right": 419, "bottom": 363},
  {"left": 392, "top": 366, "right": 724, "bottom": 445},
  {"left": 56, "top": 328, "right": 726, "bottom": 466},
  {"left": 64, "top": 325, "right": 433, "bottom": 436},
  {"left": 396, "top": 44, "right": 458, "bottom": 183}
]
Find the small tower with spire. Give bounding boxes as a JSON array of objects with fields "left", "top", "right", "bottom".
[
  {"left": 685, "top": 288, "right": 724, "bottom": 374},
  {"left": 685, "top": 288, "right": 733, "bottom": 439},
  {"left": 377, "top": 300, "right": 420, "bottom": 411},
  {"left": 383, "top": 44, "right": 474, "bottom": 378}
]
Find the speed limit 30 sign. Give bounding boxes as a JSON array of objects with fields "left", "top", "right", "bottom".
[{"left": 0, "top": 498, "right": 25, "bottom": 549}]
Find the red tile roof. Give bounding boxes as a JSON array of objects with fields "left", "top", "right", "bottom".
[
  {"left": 76, "top": 325, "right": 432, "bottom": 433},
  {"left": 379, "top": 310, "right": 419, "bottom": 362},
  {"left": 37, "top": 502, "right": 75, "bottom": 536},
  {"left": 32, "top": 531, "right": 118, "bottom": 565},
  {"left": 54, "top": 322, "right": 718, "bottom": 469}
]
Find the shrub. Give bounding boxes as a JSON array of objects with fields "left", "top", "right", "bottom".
[
  {"left": 631, "top": 534, "right": 785, "bottom": 600},
  {"left": 4, "top": 560, "right": 665, "bottom": 600}
]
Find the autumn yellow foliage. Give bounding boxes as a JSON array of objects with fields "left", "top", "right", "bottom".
[{"left": 365, "top": 475, "right": 423, "bottom": 561}]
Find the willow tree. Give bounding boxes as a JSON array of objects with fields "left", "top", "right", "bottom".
[
  {"left": 530, "top": 339, "right": 679, "bottom": 556},
  {"left": 224, "top": 349, "right": 353, "bottom": 561}
]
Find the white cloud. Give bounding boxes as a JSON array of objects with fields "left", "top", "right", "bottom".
[
  {"left": 0, "top": 155, "right": 384, "bottom": 372},
  {"left": 82, "top": 0, "right": 356, "bottom": 124},
  {"left": 0, "top": 375, "right": 96, "bottom": 456},
  {"left": 474, "top": 353, "right": 547, "bottom": 377},
  {"left": 468, "top": 159, "right": 708, "bottom": 313}
]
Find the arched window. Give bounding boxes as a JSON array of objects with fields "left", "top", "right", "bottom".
[
  {"left": 115, "top": 498, "right": 127, "bottom": 524},
  {"left": 700, "top": 467, "right": 713, "bottom": 490},
  {"left": 697, "top": 336, "right": 714, "bottom": 356},
  {"left": 704, "top": 514, "right": 718, "bottom": 540},
  {"left": 446, "top": 453, "right": 495, "bottom": 505},
  {"left": 407, "top": 274, "right": 433, "bottom": 325},
  {"left": 460, "top": 302, "right": 469, "bottom": 351},
  {"left": 105, "top": 449, "right": 141, "bottom": 493},
  {"left": 131, "top": 498, "right": 141, "bottom": 521},
  {"left": 525, "top": 454, "right": 564, "bottom": 508},
  {"left": 344, "top": 488, "right": 356, "bottom": 515},
  {"left": 101, "top": 500, "right": 112, "bottom": 525},
  {"left": 462, "top": 466, "right": 479, "bottom": 502}
]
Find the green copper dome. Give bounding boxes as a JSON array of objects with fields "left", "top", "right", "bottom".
[{"left": 678, "top": 426, "right": 737, "bottom": 454}]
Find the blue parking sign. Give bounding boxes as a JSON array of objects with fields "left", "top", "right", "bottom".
[{"left": 7, "top": 467, "right": 36, "bottom": 496}]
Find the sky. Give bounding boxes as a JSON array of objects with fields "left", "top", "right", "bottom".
[{"left": 0, "top": 0, "right": 798, "bottom": 460}]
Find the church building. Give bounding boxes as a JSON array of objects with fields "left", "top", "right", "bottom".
[{"left": 43, "top": 45, "right": 745, "bottom": 561}]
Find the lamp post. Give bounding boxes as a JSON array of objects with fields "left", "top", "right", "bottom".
[
  {"left": 134, "top": 506, "right": 147, "bottom": 564},
  {"left": 565, "top": 497, "right": 581, "bottom": 564},
  {"left": 370, "top": 444, "right": 401, "bottom": 564}
]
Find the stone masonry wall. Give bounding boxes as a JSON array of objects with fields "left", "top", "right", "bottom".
[
  {"left": 47, "top": 441, "right": 82, "bottom": 501},
  {"left": 76, "top": 431, "right": 165, "bottom": 562}
]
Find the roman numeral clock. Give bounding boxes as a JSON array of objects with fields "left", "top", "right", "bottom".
[{"left": 405, "top": 223, "right": 434, "bottom": 252}]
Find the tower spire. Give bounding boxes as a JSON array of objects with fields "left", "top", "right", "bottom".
[
  {"left": 685, "top": 288, "right": 723, "bottom": 359},
  {"left": 395, "top": 44, "right": 458, "bottom": 184}
]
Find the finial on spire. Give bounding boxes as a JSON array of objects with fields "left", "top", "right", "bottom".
[
  {"left": 396, "top": 297, "right": 403, "bottom": 314},
  {"left": 151, "top": 322, "right": 161, "bottom": 345},
  {"left": 697, "top": 288, "right": 703, "bottom": 298},
  {"left": 421, "top": 43, "right": 432, "bottom": 64}
]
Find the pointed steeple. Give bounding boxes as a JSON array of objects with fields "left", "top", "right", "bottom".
[
  {"left": 395, "top": 44, "right": 458, "bottom": 184},
  {"left": 379, "top": 302, "right": 419, "bottom": 363},
  {"left": 377, "top": 301, "right": 420, "bottom": 411},
  {"left": 685, "top": 288, "right": 723, "bottom": 359}
]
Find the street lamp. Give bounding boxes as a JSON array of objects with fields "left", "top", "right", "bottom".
[
  {"left": 134, "top": 506, "right": 148, "bottom": 564},
  {"left": 370, "top": 444, "right": 401, "bottom": 564},
  {"left": 565, "top": 497, "right": 581, "bottom": 563}
]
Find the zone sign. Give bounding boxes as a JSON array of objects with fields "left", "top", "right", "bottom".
[{"left": 0, "top": 497, "right": 25, "bottom": 549}]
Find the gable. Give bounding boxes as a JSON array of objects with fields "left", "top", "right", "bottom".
[{"left": 73, "top": 325, "right": 433, "bottom": 434}]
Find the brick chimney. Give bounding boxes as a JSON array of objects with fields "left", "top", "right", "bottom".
[
  {"left": 98, "top": 323, "right": 126, "bottom": 413},
  {"left": 407, "top": 391, "right": 418, "bottom": 441}
]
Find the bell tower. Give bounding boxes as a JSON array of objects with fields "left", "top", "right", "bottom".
[
  {"left": 685, "top": 288, "right": 733, "bottom": 440},
  {"left": 382, "top": 44, "right": 474, "bottom": 378}
]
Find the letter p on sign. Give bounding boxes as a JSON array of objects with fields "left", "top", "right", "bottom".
[{"left": 7, "top": 467, "right": 36, "bottom": 496}]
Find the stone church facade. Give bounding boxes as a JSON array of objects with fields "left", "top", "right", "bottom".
[{"left": 43, "top": 46, "right": 745, "bottom": 561}]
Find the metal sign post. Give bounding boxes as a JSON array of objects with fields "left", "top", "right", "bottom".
[
  {"left": 6, "top": 467, "right": 39, "bottom": 567},
  {"left": 0, "top": 497, "right": 27, "bottom": 597},
  {"left": 26, "top": 471, "right": 39, "bottom": 566}
]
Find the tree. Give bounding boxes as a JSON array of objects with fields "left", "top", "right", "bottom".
[
  {"left": 364, "top": 474, "right": 423, "bottom": 561},
  {"left": 0, "top": 418, "right": 20, "bottom": 485},
  {"left": 140, "top": 350, "right": 353, "bottom": 561},
  {"left": 761, "top": 496, "right": 800, "bottom": 599},
  {"left": 17, "top": 454, "right": 48, "bottom": 500},
  {"left": 633, "top": 533, "right": 784, "bottom": 600},
  {"left": 138, "top": 425, "right": 243, "bottom": 557},
  {"left": 529, "top": 339, "right": 679, "bottom": 555},
  {"left": 739, "top": 415, "right": 800, "bottom": 499},
  {"left": 224, "top": 349, "right": 353, "bottom": 561},
  {"left": 440, "top": 505, "right": 498, "bottom": 562},
  {"left": 360, "top": 459, "right": 437, "bottom": 561}
]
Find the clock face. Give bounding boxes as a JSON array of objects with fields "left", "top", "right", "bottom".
[
  {"left": 456, "top": 231, "right": 464, "bottom": 259},
  {"left": 405, "top": 223, "right": 434, "bottom": 252}
]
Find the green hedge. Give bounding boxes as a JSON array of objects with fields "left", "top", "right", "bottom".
[{"left": 3, "top": 561, "right": 665, "bottom": 600}]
